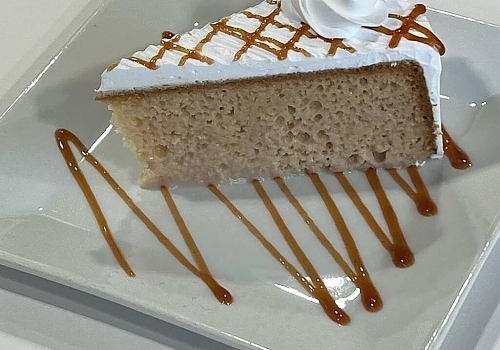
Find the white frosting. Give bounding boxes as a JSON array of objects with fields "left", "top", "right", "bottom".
[
  {"left": 98, "top": 0, "right": 443, "bottom": 158},
  {"left": 281, "top": 0, "right": 389, "bottom": 39}
]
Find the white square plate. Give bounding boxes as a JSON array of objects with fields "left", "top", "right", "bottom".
[{"left": 0, "top": 1, "right": 499, "bottom": 349}]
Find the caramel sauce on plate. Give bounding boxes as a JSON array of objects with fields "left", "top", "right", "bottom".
[
  {"left": 210, "top": 182, "right": 350, "bottom": 325},
  {"left": 387, "top": 165, "right": 437, "bottom": 216},
  {"left": 55, "top": 129, "right": 232, "bottom": 305},
  {"left": 54, "top": 124, "right": 470, "bottom": 324},
  {"left": 442, "top": 126, "right": 472, "bottom": 169}
]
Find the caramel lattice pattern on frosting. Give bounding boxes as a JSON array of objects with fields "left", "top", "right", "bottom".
[
  {"left": 113, "top": 0, "right": 354, "bottom": 71},
  {"left": 110, "top": 1, "right": 444, "bottom": 72},
  {"left": 368, "top": 3, "right": 445, "bottom": 55}
]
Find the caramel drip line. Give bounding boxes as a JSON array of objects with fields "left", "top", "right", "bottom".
[
  {"left": 331, "top": 171, "right": 415, "bottom": 268},
  {"left": 275, "top": 177, "right": 382, "bottom": 312},
  {"left": 386, "top": 165, "right": 437, "bottom": 216},
  {"left": 442, "top": 126, "right": 472, "bottom": 169},
  {"left": 366, "top": 169, "right": 415, "bottom": 267},
  {"left": 55, "top": 129, "right": 232, "bottom": 305},
  {"left": 208, "top": 183, "right": 350, "bottom": 325},
  {"left": 368, "top": 4, "right": 446, "bottom": 55}
]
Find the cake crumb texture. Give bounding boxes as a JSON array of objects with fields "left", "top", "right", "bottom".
[{"left": 105, "top": 60, "right": 436, "bottom": 187}]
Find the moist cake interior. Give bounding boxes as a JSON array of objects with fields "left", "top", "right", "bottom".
[{"left": 98, "top": 60, "right": 436, "bottom": 187}]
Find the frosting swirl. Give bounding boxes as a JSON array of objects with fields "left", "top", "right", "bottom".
[{"left": 281, "top": 0, "right": 389, "bottom": 39}]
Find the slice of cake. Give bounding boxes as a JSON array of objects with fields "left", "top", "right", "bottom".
[{"left": 96, "top": 0, "right": 445, "bottom": 188}]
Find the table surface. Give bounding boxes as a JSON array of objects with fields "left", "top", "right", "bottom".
[{"left": 0, "top": 1, "right": 499, "bottom": 349}]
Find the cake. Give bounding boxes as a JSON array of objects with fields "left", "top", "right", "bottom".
[{"left": 96, "top": 0, "right": 445, "bottom": 188}]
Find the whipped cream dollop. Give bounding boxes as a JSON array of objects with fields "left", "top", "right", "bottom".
[{"left": 281, "top": 0, "right": 389, "bottom": 39}]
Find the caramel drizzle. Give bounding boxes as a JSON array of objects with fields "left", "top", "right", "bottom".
[
  {"left": 162, "top": 31, "right": 175, "bottom": 39},
  {"left": 209, "top": 183, "right": 350, "bottom": 325},
  {"left": 109, "top": 3, "right": 444, "bottom": 72},
  {"left": 275, "top": 176, "right": 382, "bottom": 312},
  {"left": 235, "top": 9, "right": 310, "bottom": 60},
  {"left": 334, "top": 168, "right": 433, "bottom": 268},
  {"left": 337, "top": 170, "right": 415, "bottom": 267},
  {"left": 125, "top": 34, "right": 215, "bottom": 70},
  {"left": 363, "top": 169, "right": 415, "bottom": 267},
  {"left": 55, "top": 123, "right": 471, "bottom": 324},
  {"left": 368, "top": 4, "right": 446, "bottom": 55},
  {"left": 387, "top": 165, "right": 437, "bottom": 216},
  {"left": 55, "top": 129, "right": 232, "bottom": 305},
  {"left": 442, "top": 126, "right": 472, "bottom": 169},
  {"left": 209, "top": 170, "right": 436, "bottom": 323},
  {"left": 106, "top": 62, "right": 119, "bottom": 72},
  {"left": 116, "top": 2, "right": 354, "bottom": 70}
]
